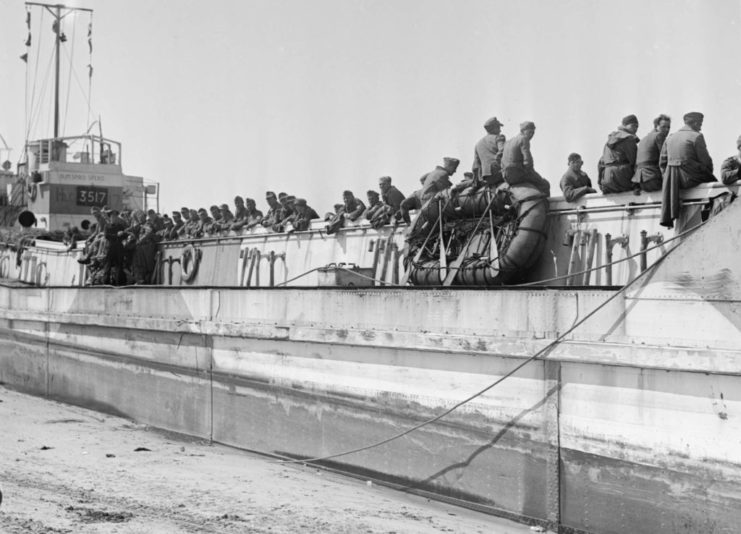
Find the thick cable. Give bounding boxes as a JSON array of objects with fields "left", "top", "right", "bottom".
[
  {"left": 515, "top": 218, "right": 709, "bottom": 287},
  {"left": 273, "top": 266, "right": 322, "bottom": 287}
]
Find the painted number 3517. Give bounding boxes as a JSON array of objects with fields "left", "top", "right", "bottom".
[{"left": 77, "top": 189, "right": 107, "bottom": 206}]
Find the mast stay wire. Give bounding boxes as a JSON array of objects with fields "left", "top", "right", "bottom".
[
  {"left": 274, "top": 218, "right": 705, "bottom": 466},
  {"left": 61, "top": 30, "right": 96, "bottom": 138},
  {"left": 28, "top": 51, "right": 55, "bottom": 148},
  {"left": 62, "top": 12, "right": 78, "bottom": 138},
  {"left": 25, "top": 8, "right": 47, "bottom": 147}
]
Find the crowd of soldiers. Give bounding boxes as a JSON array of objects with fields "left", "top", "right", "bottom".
[
  {"left": 68, "top": 181, "right": 409, "bottom": 285},
  {"left": 69, "top": 112, "right": 741, "bottom": 285},
  {"left": 559, "top": 111, "right": 741, "bottom": 228}
]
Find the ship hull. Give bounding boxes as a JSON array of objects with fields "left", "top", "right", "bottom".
[{"left": 1, "top": 285, "right": 739, "bottom": 534}]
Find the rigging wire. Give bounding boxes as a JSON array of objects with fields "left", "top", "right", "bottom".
[
  {"left": 62, "top": 13, "right": 78, "bottom": 138},
  {"left": 22, "top": 6, "right": 30, "bottom": 166},
  {"left": 25, "top": 8, "right": 47, "bottom": 147},
  {"left": 61, "top": 34, "right": 95, "bottom": 136},
  {"left": 28, "top": 52, "right": 55, "bottom": 147}
]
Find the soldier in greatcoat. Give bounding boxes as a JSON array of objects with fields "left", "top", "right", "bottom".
[
  {"left": 472, "top": 116, "right": 506, "bottom": 187},
  {"left": 632, "top": 114, "right": 671, "bottom": 193},
  {"left": 659, "top": 111, "right": 716, "bottom": 228},
  {"left": 598, "top": 115, "right": 640, "bottom": 194}
]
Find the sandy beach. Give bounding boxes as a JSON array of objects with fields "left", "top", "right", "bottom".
[{"left": 0, "top": 386, "right": 534, "bottom": 534}]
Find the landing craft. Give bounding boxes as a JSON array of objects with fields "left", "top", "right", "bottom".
[{"left": 1, "top": 3, "right": 740, "bottom": 534}]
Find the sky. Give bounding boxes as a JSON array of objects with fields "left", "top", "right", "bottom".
[{"left": 1, "top": 0, "right": 740, "bottom": 214}]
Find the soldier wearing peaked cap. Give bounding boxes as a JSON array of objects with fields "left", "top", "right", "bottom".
[
  {"left": 169, "top": 210, "right": 184, "bottom": 239},
  {"left": 472, "top": 116, "right": 506, "bottom": 187},
  {"left": 501, "top": 121, "right": 551, "bottom": 196},
  {"left": 272, "top": 195, "right": 297, "bottom": 233},
  {"left": 342, "top": 190, "right": 366, "bottom": 222},
  {"left": 598, "top": 115, "right": 640, "bottom": 194},
  {"left": 232, "top": 197, "right": 262, "bottom": 233},
  {"left": 364, "top": 190, "right": 391, "bottom": 228},
  {"left": 419, "top": 157, "right": 460, "bottom": 202},
  {"left": 244, "top": 198, "right": 263, "bottom": 230},
  {"left": 287, "top": 198, "right": 319, "bottom": 232},
  {"left": 261, "top": 191, "right": 282, "bottom": 229},
  {"left": 378, "top": 176, "right": 405, "bottom": 213},
  {"left": 560, "top": 153, "right": 595, "bottom": 202},
  {"left": 720, "top": 135, "right": 741, "bottom": 186},
  {"left": 229, "top": 195, "right": 248, "bottom": 233},
  {"left": 178, "top": 206, "right": 191, "bottom": 231},
  {"left": 659, "top": 112, "right": 716, "bottom": 228},
  {"left": 218, "top": 203, "right": 234, "bottom": 227},
  {"left": 363, "top": 190, "right": 383, "bottom": 219}
]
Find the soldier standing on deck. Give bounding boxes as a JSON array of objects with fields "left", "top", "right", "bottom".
[
  {"left": 473, "top": 116, "right": 506, "bottom": 187},
  {"left": 102, "top": 208, "right": 127, "bottom": 285},
  {"left": 632, "top": 114, "right": 671, "bottom": 193},
  {"left": 501, "top": 122, "right": 550, "bottom": 196},
  {"left": 659, "top": 111, "right": 716, "bottom": 228},
  {"left": 598, "top": 115, "right": 640, "bottom": 194},
  {"left": 171, "top": 211, "right": 184, "bottom": 237}
]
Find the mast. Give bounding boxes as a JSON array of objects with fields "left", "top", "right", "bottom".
[
  {"left": 25, "top": 2, "right": 93, "bottom": 139},
  {"left": 53, "top": 4, "right": 60, "bottom": 139}
]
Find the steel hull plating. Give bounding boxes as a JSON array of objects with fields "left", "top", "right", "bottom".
[{"left": 0, "top": 282, "right": 739, "bottom": 534}]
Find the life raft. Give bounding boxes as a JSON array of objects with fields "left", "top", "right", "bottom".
[
  {"left": 180, "top": 244, "right": 202, "bottom": 284},
  {"left": 406, "top": 183, "right": 549, "bottom": 286}
]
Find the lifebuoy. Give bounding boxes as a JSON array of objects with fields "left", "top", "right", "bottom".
[{"left": 180, "top": 244, "right": 201, "bottom": 284}]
